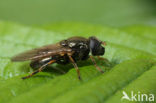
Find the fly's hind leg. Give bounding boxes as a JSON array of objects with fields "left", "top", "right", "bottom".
[
  {"left": 22, "top": 60, "right": 56, "bottom": 79},
  {"left": 67, "top": 53, "right": 81, "bottom": 80},
  {"left": 90, "top": 56, "right": 104, "bottom": 73}
]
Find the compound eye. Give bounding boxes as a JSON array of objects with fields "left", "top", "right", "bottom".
[
  {"left": 90, "top": 40, "right": 95, "bottom": 50},
  {"left": 90, "top": 39, "right": 99, "bottom": 50},
  {"left": 89, "top": 38, "right": 103, "bottom": 55}
]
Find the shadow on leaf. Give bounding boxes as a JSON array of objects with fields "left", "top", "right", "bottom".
[{"left": 20, "top": 57, "right": 117, "bottom": 79}]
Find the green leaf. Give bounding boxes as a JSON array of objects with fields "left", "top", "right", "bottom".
[{"left": 0, "top": 21, "right": 155, "bottom": 103}]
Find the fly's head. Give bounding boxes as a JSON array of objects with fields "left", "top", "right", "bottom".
[{"left": 89, "top": 36, "right": 106, "bottom": 56}]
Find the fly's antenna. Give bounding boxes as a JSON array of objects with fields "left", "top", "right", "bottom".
[{"left": 102, "top": 41, "right": 107, "bottom": 46}]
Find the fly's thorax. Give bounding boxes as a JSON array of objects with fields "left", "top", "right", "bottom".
[
  {"left": 68, "top": 41, "right": 90, "bottom": 61},
  {"left": 60, "top": 38, "right": 90, "bottom": 61},
  {"left": 60, "top": 39, "right": 89, "bottom": 50}
]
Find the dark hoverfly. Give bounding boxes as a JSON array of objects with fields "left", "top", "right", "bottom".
[{"left": 11, "top": 36, "right": 106, "bottom": 80}]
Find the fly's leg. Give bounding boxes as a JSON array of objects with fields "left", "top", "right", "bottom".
[
  {"left": 22, "top": 60, "right": 56, "bottom": 79},
  {"left": 97, "top": 56, "right": 109, "bottom": 62},
  {"left": 97, "top": 56, "right": 111, "bottom": 67},
  {"left": 67, "top": 53, "right": 81, "bottom": 80},
  {"left": 90, "top": 56, "right": 104, "bottom": 73}
]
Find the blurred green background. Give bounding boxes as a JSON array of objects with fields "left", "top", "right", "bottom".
[
  {"left": 0, "top": 0, "right": 156, "bottom": 27},
  {"left": 0, "top": 0, "right": 156, "bottom": 103}
]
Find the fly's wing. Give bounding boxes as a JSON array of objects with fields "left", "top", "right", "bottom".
[{"left": 11, "top": 43, "right": 72, "bottom": 62}]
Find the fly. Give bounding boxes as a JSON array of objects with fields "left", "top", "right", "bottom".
[{"left": 11, "top": 36, "right": 106, "bottom": 80}]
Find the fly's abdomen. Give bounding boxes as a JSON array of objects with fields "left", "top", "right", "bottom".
[
  {"left": 30, "top": 60, "right": 43, "bottom": 69},
  {"left": 30, "top": 57, "right": 53, "bottom": 69}
]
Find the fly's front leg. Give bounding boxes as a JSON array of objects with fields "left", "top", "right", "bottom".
[
  {"left": 22, "top": 60, "right": 56, "bottom": 79},
  {"left": 67, "top": 53, "right": 81, "bottom": 80},
  {"left": 97, "top": 56, "right": 110, "bottom": 66},
  {"left": 90, "top": 56, "right": 104, "bottom": 73},
  {"left": 97, "top": 56, "right": 109, "bottom": 62}
]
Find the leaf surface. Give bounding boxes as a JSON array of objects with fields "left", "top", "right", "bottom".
[{"left": 0, "top": 21, "right": 155, "bottom": 103}]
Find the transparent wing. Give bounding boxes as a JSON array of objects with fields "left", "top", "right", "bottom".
[{"left": 11, "top": 43, "right": 71, "bottom": 62}]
